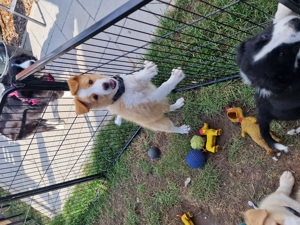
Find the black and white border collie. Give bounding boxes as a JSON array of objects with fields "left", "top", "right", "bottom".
[{"left": 236, "top": 3, "right": 300, "bottom": 153}]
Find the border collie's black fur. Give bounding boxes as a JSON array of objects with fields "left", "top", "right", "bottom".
[
  {"left": 0, "top": 54, "right": 64, "bottom": 140},
  {"left": 237, "top": 14, "right": 300, "bottom": 153}
]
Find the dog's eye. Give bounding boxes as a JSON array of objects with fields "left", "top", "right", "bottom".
[
  {"left": 93, "top": 95, "right": 98, "bottom": 100},
  {"left": 89, "top": 80, "right": 93, "bottom": 85},
  {"left": 261, "top": 34, "right": 269, "bottom": 40}
]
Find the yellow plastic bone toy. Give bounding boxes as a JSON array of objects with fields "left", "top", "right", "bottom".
[
  {"left": 226, "top": 107, "right": 281, "bottom": 155},
  {"left": 199, "top": 123, "right": 222, "bottom": 153},
  {"left": 176, "top": 212, "right": 195, "bottom": 225}
]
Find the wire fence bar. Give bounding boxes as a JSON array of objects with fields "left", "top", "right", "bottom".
[
  {"left": 0, "top": 0, "right": 276, "bottom": 224},
  {"left": 0, "top": 174, "right": 105, "bottom": 204}
]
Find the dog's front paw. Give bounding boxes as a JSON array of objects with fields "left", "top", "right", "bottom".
[
  {"left": 280, "top": 171, "right": 295, "bottom": 188},
  {"left": 170, "top": 67, "right": 185, "bottom": 83},
  {"left": 178, "top": 124, "right": 190, "bottom": 134},
  {"left": 274, "top": 143, "right": 288, "bottom": 153},
  {"left": 143, "top": 60, "right": 158, "bottom": 76},
  {"left": 287, "top": 127, "right": 300, "bottom": 135}
]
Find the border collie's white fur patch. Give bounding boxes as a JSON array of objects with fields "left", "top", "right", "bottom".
[{"left": 254, "top": 15, "right": 300, "bottom": 62}]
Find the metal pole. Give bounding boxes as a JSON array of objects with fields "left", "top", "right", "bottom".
[
  {"left": 114, "top": 126, "right": 142, "bottom": 162},
  {"left": 0, "top": 174, "right": 106, "bottom": 204},
  {"left": 0, "top": 213, "right": 23, "bottom": 222},
  {"left": 15, "top": 0, "right": 153, "bottom": 81},
  {"left": 174, "top": 74, "right": 241, "bottom": 92}
]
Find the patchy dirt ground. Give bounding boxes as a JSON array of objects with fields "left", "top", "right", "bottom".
[
  {"left": 95, "top": 106, "right": 300, "bottom": 225},
  {"left": 0, "top": 0, "right": 33, "bottom": 46}
]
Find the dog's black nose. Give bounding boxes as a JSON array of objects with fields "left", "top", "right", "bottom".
[{"left": 102, "top": 82, "right": 110, "bottom": 90}]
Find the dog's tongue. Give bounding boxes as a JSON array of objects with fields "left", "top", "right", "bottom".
[{"left": 110, "top": 80, "right": 116, "bottom": 89}]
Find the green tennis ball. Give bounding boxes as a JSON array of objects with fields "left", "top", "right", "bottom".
[{"left": 190, "top": 135, "right": 205, "bottom": 149}]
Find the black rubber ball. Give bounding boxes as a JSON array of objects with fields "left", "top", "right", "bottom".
[{"left": 148, "top": 147, "right": 161, "bottom": 159}]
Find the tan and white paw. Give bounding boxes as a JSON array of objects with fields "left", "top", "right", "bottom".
[
  {"left": 179, "top": 124, "right": 190, "bottom": 134},
  {"left": 144, "top": 60, "right": 157, "bottom": 74},
  {"left": 114, "top": 116, "right": 122, "bottom": 126},
  {"left": 170, "top": 67, "right": 185, "bottom": 82},
  {"left": 175, "top": 97, "right": 184, "bottom": 108},
  {"left": 170, "top": 97, "right": 185, "bottom": 111},
  {"left": 280, "top": 171, "right": 295, "bottom": 187}
]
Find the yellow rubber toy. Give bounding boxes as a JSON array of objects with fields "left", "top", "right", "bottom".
[
  {"left": 199, "top": 123, "right": 222, "bottom": 153},
  {"left": 176, "top": 212, "right": 195, "bottom": 225},
  {"left": 226, "top": 107, "right": 281, "bottom": 155}
]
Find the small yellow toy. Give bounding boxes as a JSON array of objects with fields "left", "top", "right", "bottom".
[
  {"left": 176, "top": 212, "right": 195, "bottom": 225},
  {"left": 199, "top": 123, "right": 222, "bottom": 153},
  {"left": 226, "top": 107, "right": 281, "bottom": 155}
]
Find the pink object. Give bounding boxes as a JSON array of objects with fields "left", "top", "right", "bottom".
[{"left": 8, "top": 90, "right": 40, "bottom": 105}]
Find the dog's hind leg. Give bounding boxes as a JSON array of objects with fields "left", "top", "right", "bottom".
[
  {"left": 149, "top": 68, "right": 185, "bottom": 102},
  {"left": 276, "top": 171, "right": 295, "bottom": 195},
  {"left": 169, "top": 97, "right": 184, "bottom": 111},
  {"left": 114, "top": 115, "right": 122, "bottom": 126},
  {"left": 145, "top": 117, "right": 190, "bottom": 134}
]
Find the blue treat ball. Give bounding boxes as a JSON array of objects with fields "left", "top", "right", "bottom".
[
  {"left": 186, "top": 150, "right": 206, "bottom": 168},
  {"left": 148, "top": 147, "right": 161, "bottom": 159}
]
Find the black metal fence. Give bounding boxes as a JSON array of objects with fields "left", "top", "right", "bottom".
[{"left": 0, "top": 0, "right": 276, "bottom": 224}]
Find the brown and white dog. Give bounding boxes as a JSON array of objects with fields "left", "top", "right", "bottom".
[
  {"left": 67, "top": 61, "right": 190, "bottom": 134},
  {"left": 244, "top": 171, "right": 300, "bottom": 225}
]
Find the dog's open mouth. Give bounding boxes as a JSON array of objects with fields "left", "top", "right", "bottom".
[{"left": 109, "top": 79, "right": 117, "bottom": 89}]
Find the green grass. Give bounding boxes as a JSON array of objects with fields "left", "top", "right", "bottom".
[
  {"left": 0, "top": 187, "right": 50, "bottom": 225},
  {"left": 189, "top": 164, "right": 220, "bottom": 202},
  {"left": 171, "top": 81, "right": 255, "bottom": 131},
  {"left": 49, "top": 121, "right": 138, "bottom": 225},
  {"left": 147, "top": 0, "right": 277, "bottom": 87},
  {"left": 141, "top": 182, "right": 180, "bottom": 225},
  {"left": 154, "top": 134, "right": 191, "bottom": 177},
  {"left": 228, "top": 136, "right": 247, "bottom": 164},
  {"left": 137, "top": 158, "right": 152, "bottom": 175}
]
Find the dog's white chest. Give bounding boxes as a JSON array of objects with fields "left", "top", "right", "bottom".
[{"left": 121, "top": 76, "right": 157, "bottom": 107}]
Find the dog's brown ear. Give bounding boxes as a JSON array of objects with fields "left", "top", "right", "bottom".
[
  {"left": 74, "top": 98, "right": 90, "bottom": 115},
  {"left": 244, "top": 209, "right": 268, "bottom": 225},
  {"left": 67, "top": 76, "right": 79, "bottom": 95}
]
